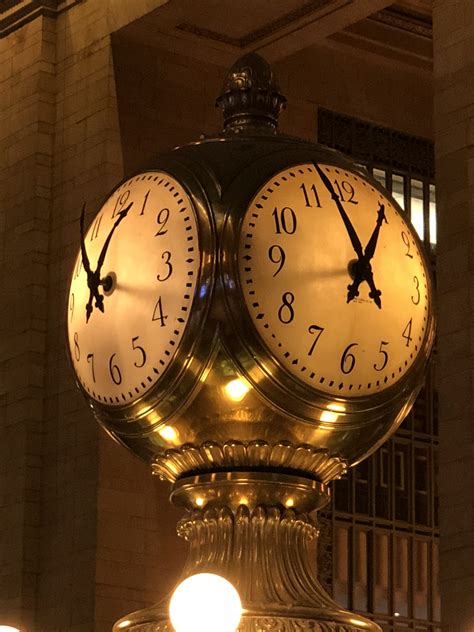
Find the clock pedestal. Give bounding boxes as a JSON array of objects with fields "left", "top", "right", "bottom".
[{"left": 114, "top": 471, "right": 380, "bottom": 632}]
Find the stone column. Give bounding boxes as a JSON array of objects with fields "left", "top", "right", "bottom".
[{"left": 433, "top": 2, "right": 474, "bottom": 630}]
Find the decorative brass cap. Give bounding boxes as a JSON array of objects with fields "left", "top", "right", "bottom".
[{"left": 216, "top": 52, "right": 287, "bottom": 133}]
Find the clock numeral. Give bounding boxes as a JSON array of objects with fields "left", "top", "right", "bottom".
[
  {"left": 152, "top": 296, "right": 168, "bottom": 327},
  {"left": 155, "top": 208, "right": 170, "bottom": 236},
  {"left": 278, "top": 292, "right": 295, "bottom": 324},
  {"left": 334, "top": 179, "right": 358, "bottom": 204},
  {"left": 140, "top": 189, "right": 150, "bottom": 216},
  {"left": 411, "top": 275, "right": 420, "bottom": 305},
  {"left": 268, "top": 245, "right": 286, "bottom": 277},
  {"left": 69, "top": 293, "right": 75, "bottom": 322},
  {"left": 300, "top": 182, "right": 321, "bottom": 208},
  {"left": 112, "top": 189, "right": 130, "bottom": 218},
  {"left": 402, "top": 318, "right": 413, "bottom": 347},
  {"left": 157, "top": 251, "right": 173, "bottom": 282},
  {"left": 341, "top": 342, "right": 358, "bottom": 374},
  {"left": 73, "top": 332, "right": 80, "bottom": 361},
  {"left": 307, "top": 324, "right": 324, "bottom": 356},
  {"left": 132, "top": 336, "right": 147, "bottom": 368},
  {"left": 87, "top": 353, "right": 96, "bottom": 382},
  {"left": 374, "top": 340, "right": 389, "bottom": 371},
  {"left": 89, "top": 214, "right": 102, "bottom": 241},
  {"left": 109, "top": 353, "right": 122, "bottom": 385},
  {"left": 401, "top": 231, "right": 413, "bottom": 258},
  {"left": 272, "top": 207, "right": 297, "bottom": 235}
]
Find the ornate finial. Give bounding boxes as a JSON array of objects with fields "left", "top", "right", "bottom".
[{"left": 216, "top": 53, "right": 287, "bottom": 134}]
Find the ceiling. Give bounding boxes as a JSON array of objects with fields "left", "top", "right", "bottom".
[{"left": 117, "top": 0, "right": 432, "bottom": 69}]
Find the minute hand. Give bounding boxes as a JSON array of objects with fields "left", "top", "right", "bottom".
[{"left": 314, "top": 164, "right": 364, "bottom": 260}]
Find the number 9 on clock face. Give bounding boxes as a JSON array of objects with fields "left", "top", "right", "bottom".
[
  {"left": 238, "top": 163, "right": 432, "bottom": 398},
  {"left": 67, "top": 171, "right": 200, "bottom": 407}
]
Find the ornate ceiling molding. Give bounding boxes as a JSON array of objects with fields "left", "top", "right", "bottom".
[
  {"left": 370, "top": 6, "right": 432, "bottom": 39},
  {"left": 0, "top": 0, "right": 83, "bottom": 37},
  {"left": 175, "top": 0, "right": 332, "bottom": 48}
]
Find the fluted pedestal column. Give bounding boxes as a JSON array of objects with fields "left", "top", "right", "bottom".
[{"left": 114, "top": 472, "right": 380, "bottom": 632}]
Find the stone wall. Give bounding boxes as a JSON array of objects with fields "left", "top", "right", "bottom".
[{"left": 433, "top": 1, "right": 474, "bottom": 630}]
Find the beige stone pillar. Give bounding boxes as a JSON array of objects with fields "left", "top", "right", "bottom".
[
  {"left": 0, "top": 1, "right": 178, "bottom": 630},
  {"left": 0, "top": 14, "right": 57, "bottom": 630},
  {"left": 433, "top": 2, "right": 474, "bottom": 630}
]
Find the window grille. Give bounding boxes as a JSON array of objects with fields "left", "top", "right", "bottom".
[{"left": 317, "top": 109, "right": 439, "bottom": 632}]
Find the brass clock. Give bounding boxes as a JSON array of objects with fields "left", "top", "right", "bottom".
[
  {"left": 238, "top": 162, "right": 430, "bottom": 398},
  {"left": 66, "top": 168, "right": 214, "bottom": 430}
]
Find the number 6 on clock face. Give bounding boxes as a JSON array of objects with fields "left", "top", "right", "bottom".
[
  {"left": 67, "top": 171, "right": 200, "bottom": 406},
  {"left": 238, "top": 163, "right": 432, "bottom": 398}
]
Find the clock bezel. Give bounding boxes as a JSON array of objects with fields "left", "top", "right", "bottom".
[
  {"left": 66, "top": 162, "right": 217, "bottom": 438},
  {"left": 220, "top": 146, "right": 436, "bottom": 427}
]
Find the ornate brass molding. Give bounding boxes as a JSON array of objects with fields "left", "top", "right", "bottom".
[
  {"left": 152, "top": 440, "right": 348, "bottom": 484},
  {"left": 125, "top": 620, "right": 365, "bottom": 631}
]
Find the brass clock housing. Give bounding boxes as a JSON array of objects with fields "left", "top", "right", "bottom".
[
  {"left": 67, "top": 161, "right": 218, "bottom": 451},
  {"left": 67, "top": 53, "right": 436, "bottom": 632},
  {"left": 67, "top": 132, "right": 435, "bottom": 470}
]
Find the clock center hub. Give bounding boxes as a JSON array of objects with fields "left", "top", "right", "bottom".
[{"left": 101, "top": 271, "right": 116, "bottom": 296}]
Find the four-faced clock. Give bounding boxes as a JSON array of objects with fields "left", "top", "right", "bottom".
[
  {"left": 238, "top": 162, "right": 432, "bottom": 398},
  {"left": 67, "top": 171, "right": 202, "bottom": 409}
]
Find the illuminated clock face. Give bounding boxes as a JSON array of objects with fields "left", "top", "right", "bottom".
[
  {"left": 67, "top": 171, "right": 200, "bottom": 406},
  {"left": 238, "top": 163, "right": 431, "bottom": 397}
]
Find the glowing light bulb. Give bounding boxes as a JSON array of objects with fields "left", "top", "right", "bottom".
[
  {"left": 169, "top": 573, "right": 242, "bottom": 632},
  {"left": 224, "top": 378, "right": 250, "bottom": 402},
  {"left": 0, "top": 627, "right": 20, "bottom": 632}
]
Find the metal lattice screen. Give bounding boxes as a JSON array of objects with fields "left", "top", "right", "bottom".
[{"left": 316, "top": 108, "right": 439, "bottom": 632}]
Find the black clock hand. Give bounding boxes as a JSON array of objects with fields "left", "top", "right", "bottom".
[
  {"left": 349, "top": 204, "right": 386, "bottom": 309},
  {"left": 80, "top": 203, "right": 98, "bottom": 322},
  {"left": 80, "top": 203, "right": 92, "bottom": 277},
  {"left": 364, "top": 203, "right": 387, "bottom": 262},
  {"left": 314, "top": 163, "right": 364, "bottom": 260},
  {"left": 80, "top": 202, "right": 133, "bottom": 322},
  {"left": 96, "top": 202, "right": 133, "bottom": 274}
]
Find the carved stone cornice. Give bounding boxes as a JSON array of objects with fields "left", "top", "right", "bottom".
[
  {"left": 0, "top": 0, "right": 82, "bottom": 37},
  {"left": 176, "top": 0, "right": 331, "bottom": 49},
  {"left": 370, "top": 6, "right": 432, "bottom": 39}
]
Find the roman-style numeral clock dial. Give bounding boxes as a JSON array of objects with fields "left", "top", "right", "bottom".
[
  {"left": 67, "top": 171, "right": 203, "bottom": 410},
  {"left": 238, "top": 162, "right": 432, "bottom": 399}
]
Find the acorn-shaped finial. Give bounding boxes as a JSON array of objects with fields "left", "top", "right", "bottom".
[{"left": 216, "top": 53, "right": 287, "bottom": 133}]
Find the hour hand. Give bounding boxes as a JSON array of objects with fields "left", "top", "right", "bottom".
[{"left": 364, "top": 203, "right": 387, "bottom": 262}]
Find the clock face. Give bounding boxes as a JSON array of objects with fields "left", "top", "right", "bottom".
[
  {"left": 238, "top": 163, "right": 431, "bottom": 398},
  {"left": 67, "top": 171, "right": 200, "bottom": 407}
]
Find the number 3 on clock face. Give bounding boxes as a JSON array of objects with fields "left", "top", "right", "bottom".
[
  {"left": 238, "top": 163, "right": 432, "bottom": 398},
  {"left": 67, "top": 171, "right": 200, "bottom": 406}
]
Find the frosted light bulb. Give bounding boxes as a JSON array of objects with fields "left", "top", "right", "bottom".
[
  {"left": 169, "top": 572, "right": 242, "bottom": 632},
  {"left": 0, "top": 627, "right": 20, "bottom": 632}
]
